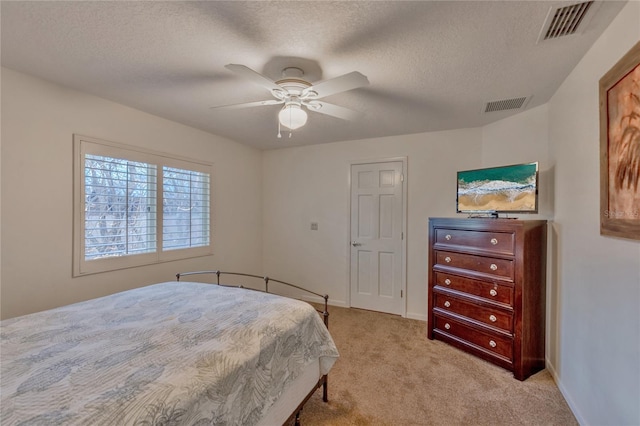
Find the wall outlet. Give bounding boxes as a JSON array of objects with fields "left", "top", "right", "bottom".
[{"left": 310, "top": 222, "right": 318, "bottom": 231}]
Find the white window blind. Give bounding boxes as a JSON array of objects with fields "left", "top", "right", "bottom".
[
  {"left": 74, "top": 135, "right": 213, "bottom": 276},
  {"left": 84, "top": 154, "right": 157, "bottom": 260},
  {"left": 162, "top": 166, "right": 210, "bottom": 251}
]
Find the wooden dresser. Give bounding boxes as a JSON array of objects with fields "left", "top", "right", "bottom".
[{"left": 427, "top": 217, "right": 547, "bottom": 381}]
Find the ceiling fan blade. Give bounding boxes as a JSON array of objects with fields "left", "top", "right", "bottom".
[
  {"left": 225, "top": 64, "right": 283, "bottom": 93},
  {"left": 304, "top": 71, "right": 369, "bottom": 99},
  {"left": 306, "top": 101, "right": 363, "bottom": 121},
  {"left": 210, "top": 99, "right": 283, "bottom": 110}
]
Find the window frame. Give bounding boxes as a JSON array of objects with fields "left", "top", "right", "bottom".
[{"left": 73, "top": 134, "right": 213, "bottom": 276}]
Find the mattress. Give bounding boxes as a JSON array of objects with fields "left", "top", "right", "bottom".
[
  {"left": 258, "top": 357, "right": 321, "bottom": 425},
  {"left": 0, "top": 281, "right": 339, "bottom": 425}
]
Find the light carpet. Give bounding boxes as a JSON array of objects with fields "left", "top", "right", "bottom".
[{"left": 290, "top": 305, "right": 577, "bottom": 426}]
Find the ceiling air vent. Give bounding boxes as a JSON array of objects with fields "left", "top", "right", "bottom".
[
  {"left": 484, "top": 97, "right": 529, "bottom": 113},
  {"left": 539, "top": 1, "right": 594, "bottom": 42}
]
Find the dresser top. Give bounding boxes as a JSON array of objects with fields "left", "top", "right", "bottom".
[{"left": 429, "top": 217, "right": 547, "bottom": 231}]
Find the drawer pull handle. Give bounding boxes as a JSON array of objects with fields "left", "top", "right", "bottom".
[
  {"left": 489, "top": 289, "right": 498, "bottom": 297},
  {"left": 490, "top": 263, "right": 498, "bottom": 271},
  {"left": 444, "top": 301, "right": 451, "bottom": 308},
  {"left": 490, "top": 238, "right": 498, "bottom": 245},
  {"left": 444, "top": 323, "right": 451, "bottom": 330},
  {"left": 489, "top": 340, "right": 497, "bottom": 348},
  {"left": 445, "top": 256, "right": 452, "bottom": 263},
  {"left": 444, "top": 278, "right": 451, "bottom": 286},
  {"left": 489, "top": 314, "right": 497, "bottom": 322},
  {"left": 445, "top": 234, "right": 452, "bottom": 240}
]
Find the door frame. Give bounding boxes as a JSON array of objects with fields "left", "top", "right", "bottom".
[{"left": 347, "top": 156, "right": 408, "bottom": 317}]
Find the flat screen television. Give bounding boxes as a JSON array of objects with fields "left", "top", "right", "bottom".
[{"left": 456, "top": 162, "right": 539, "bottom": 215}]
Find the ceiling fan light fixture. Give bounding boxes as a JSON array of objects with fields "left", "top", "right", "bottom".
[{"left": 279, "top": 103, "right": 307, "bottom": 130}]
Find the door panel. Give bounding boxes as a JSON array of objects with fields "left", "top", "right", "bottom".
[
  {"left": 358, "top": 195, "right": 373, "bottom": 237},
  {"left": 357, "top": 251, "right": 372, "bottom": 294},
  {"left": 379, "top": 252, "right": 395, "bottom": 297},
  {"left": 379, "top": 194, "right": 394, "bottom": 238}
]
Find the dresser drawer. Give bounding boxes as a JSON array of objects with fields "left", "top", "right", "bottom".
[
  {"left": 434, "top": 272, "right": 514, "bottom": 306},
  {"left": 433, "top": 293, "right": 513, "bottom": 333},
  {"left": 434, "top": 315, "right": 513, "bottom": 360},
  {"left": 436, "top": 251, "right": 514, "bottom": 280},
  {"left": 435, "top": 228, "right": 515, "bottom": 255}
]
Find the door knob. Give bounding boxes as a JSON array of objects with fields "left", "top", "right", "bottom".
[{"left": 351, "top": 241, "right": 362, "bottom": 247}]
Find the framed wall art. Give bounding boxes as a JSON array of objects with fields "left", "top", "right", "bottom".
[{"left": 600, "top": 41, "right": 640, "bottom": 240}]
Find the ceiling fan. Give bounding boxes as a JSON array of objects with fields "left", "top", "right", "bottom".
[{"left": 212, "top": 64, "right": 369, "bottom": 137}]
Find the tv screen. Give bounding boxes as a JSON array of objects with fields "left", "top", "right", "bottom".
[{"left": 456, "top": 162, "right": 538, "bottom": 214}]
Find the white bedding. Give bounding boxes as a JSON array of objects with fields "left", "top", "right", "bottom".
[{"left": 0, "top": 281, "right": 339, "bottom": 425}]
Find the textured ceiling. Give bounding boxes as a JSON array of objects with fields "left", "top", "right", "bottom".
[{"left": 0, "top": 1, "right": 626, "bottom": 149}]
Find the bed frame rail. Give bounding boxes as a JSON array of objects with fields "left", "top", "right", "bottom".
[{"left": 175, "top": 270, "right": 330, "bottom": 329}]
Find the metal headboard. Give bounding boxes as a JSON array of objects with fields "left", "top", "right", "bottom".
[{"left": 175, "top": 270, "right": 330, "bottom": 328}]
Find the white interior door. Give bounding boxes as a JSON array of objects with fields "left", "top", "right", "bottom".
[{"left": 350, "top": 161, "right": 405, "bottom": 315}]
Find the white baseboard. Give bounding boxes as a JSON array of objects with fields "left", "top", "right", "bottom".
[
  {"left": 406, "top": 312, "right": 427, "bottom": 321},
  {"left": 297, "top": 294, "right": 349, "bottom": 308},
  {"left": 298, "top": 293, "right": 426, "bottom": 321},
  {"left": 546, "top": 359, "right": 585, "bottom": 425}
]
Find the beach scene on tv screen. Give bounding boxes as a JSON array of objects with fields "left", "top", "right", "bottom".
[{"left": 457, "top": 163, "right": 537, "bottom": 212}]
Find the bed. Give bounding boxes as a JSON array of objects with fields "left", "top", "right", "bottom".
[{"left": 0, "top": 271, "right": 339, "bottom": 425}]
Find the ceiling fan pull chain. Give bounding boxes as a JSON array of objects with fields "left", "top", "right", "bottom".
[{"left": 277, "top": 121, "right": 282, "bottom": 138}]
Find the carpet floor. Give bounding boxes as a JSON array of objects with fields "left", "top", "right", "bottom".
[{"left": 291, "top": 305, "right": 577, "bottom": 426}]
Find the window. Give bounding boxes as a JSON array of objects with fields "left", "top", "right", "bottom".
[
  {"left": 74, "top": 135, "right": 212, "bottom": 276},
  {"left": 84, "top": 154, "right": 158, "bottom": 260},
  {"left": 162, "top": 166, "right": 210, "bottom": 251}
]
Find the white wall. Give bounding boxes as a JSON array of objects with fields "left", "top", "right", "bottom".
[
  {"left": 546, "top": 2, "right": 640, "bottom": 424},
  {"left": 0, "top": 68, "right": 3, "bottom": 318},
  {"left": 262, "top": 128, "right": 481, "bottom": 320},
  {"left": 0, "top": 68, "right": 263, "bottom": 319}
]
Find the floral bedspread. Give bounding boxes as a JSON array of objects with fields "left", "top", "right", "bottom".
[{"left": 0, "top": 281, "right": 339, "bottom": 425}]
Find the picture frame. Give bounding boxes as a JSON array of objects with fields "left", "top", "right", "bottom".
[{"left": 599, "top": 41, "right": 640, "bottom": 240}]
